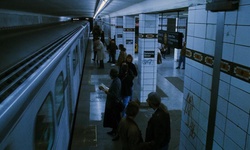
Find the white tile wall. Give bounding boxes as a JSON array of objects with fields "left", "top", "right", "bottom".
[
  {"left": 215, "top": 111, "right": 227, "bottom": 131},
  {"left": 222, "top": 43, "right": 234, "bottom": 61},
  {"left": 212, "top": 141, "right": 223, "bottom": 150},
  {"left": 202, "top": 65, "right": 213, "bottom": 75},
  {"left": 223, "top": 135, "right": 242, "bottom": 150},
  {"left": 193, "top": 37, "right": 205, "bottom": 52},
  {"left": 220, "top": 72, "right": 231, "bottom": 83},
  {"left": 206, "top": 24, "right": 216, "bottom": 40},
  {"left": 216, "top": 96, "right": 228, "bottom": 117},
  {"left": 207, "top": 11, "right": 217, "bottom": 24},
  {"left": 198, "top": 112, "right": 208, "bottom": 131},
  {"left": 238, "top": 5, "right": 250, "bottom": 25},
  {"left": 227, "top": 103, "right": 249, "bottom": 131},
  {"left": 190, "top": 79, "right": 202, "bottom": 97},
  {"left": 246, "top": 134, "right": 250, "bottom": 150},
  {"left": 213, "top": 127, "right": 224, "bottom": 147},
  {"left": 225, "top": 11, "right": 238, "bottom": 25},
  {"left": 182, "top": 3, "right": 250, "bottom": 150},
  {"left": 194, "top": 24, "right": 206, "bottom": 38},
  {"left": 204, "top": 39, "right": 215, "bottom": 55},
  {"left": 196, "top": 127, "right": 206, "bottom": 147},
  {"left": 225, "top": 119, "right": 246, "bottom": 149},
  {"left": 191, "top": 67, "right": 203, "bottom": 84},
  {"left": 201, "top": 86, "right": 211, "bottom": 105},
  {"left": 202, "top": 72, "right": 212, "bottom": 89},
  {"left": 218, "top": 80, "right": 230, "bottom": 99},
  {"left": 194, "top": 8, "right": 207, "bottom": 24},
  {"left": 235, "top": 26, "right": 250, "bottom": 47},
  {"left": 229, "top": 85, "right": 250, "bottom": 113},
  {"left": 234, "top": 44, "right": 250, "bottom": 66}
]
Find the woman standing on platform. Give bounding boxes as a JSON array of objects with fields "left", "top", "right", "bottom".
[
  {"left": 116, "top": 44, "right": 127, "bottom": 67},
  {"left": 94, "top": 38, "right": 105, "bottom": 69},
  {"left": 99, "top": 68, "right": 122, "bottom": 140}
]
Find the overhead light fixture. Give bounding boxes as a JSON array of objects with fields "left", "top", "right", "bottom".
[{"left": 93, "top": 0, "right": 110, "bottom": 19}]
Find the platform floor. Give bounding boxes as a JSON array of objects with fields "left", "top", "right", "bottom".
[{"left": 70, "top": 39, "right": 185, "bottom": 150}]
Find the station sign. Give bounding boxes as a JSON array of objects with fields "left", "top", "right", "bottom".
[{"left": 158, "top": 30, "right": 183, "bottom": 49}]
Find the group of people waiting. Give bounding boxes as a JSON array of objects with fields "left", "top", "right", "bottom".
[{"left": 99, "top": 64, "right": 171, "bottom": 149}]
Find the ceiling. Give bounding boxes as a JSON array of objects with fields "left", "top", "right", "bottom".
[{"left": 0, "top": 0, "right": 197, "bottom": 19}]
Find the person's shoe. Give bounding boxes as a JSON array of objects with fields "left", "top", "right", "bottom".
[
  {"left": 112, "top": 135, "right": 119, "bottom": 141},
  {"left": 176, "top": 67, "right": 180, "bottom": 69},
  {"left": 92, "top": 59, "right": 95, "bottom": 61},
  {"left": 182, "top": 67, "right": 185, "bottom": 69}
]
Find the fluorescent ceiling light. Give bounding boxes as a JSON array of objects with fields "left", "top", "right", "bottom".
[{"left": 93, "top": 0, "right": 110, "bottom": 19}]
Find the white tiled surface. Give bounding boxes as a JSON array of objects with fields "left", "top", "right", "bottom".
[
  {"left": 225, "top": 120, "right": 246, "bottom": 149},
  {"left": 237, "top": 5, "right": 250, "bottom": 25},
  {"left": 222, "top": 43, "right": 234, "bottom": 61},
  {"left": 235, "top": 26, "right": 250, "bottom": 46},
  {"left": 138, "top": 14, "right": 159, "bottom": 101},
  {"left": 181, "top": 3, "right": 250, "bottom": 150},
  {"left": 206, "top": 24, "right": 216, "bottom": 40}
]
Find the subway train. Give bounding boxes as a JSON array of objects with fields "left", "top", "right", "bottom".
[{"left": 0, "top": 21, "right": 90, "bottom": 150}]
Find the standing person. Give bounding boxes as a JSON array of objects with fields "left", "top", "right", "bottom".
[
  {"left": 118, "top": 100, "right": 144, "bottom": 150},
  {"left": 108, "top": 39, "right": 118, "bottom": 64},
  {"left": 92, "top": 24, "right": 101, "bottom": 39},
  {"left": 176, "top": 42, "right": 186, "bottom": 69},
  {"left": 94, "top": 38, "right": 105, "bottom": 69},
  {"left": 124, "top": 54, "right": 137, "bottom": 101},
  {"left": 92, "top": 37, "right": 98, "bottom": 63},
  {"left": 116, "top": 44, "right": 127, "bottom": 67},
  {"left": 101, "top": 30, "right": 105, "bottom": 45},
  {"left": 99, "top": 69, "right": 122, "bottom": 140},
  {"left": 145, "top": 92, "right": 171, "bottom": 150},
  {"left": 118, "top": 64, "right": 134, "bottom": 117},
  {"left": 125, "top": 54, "right": 138, "bottom": 77},
  {"left": 106, "top": 37, "right": 112, "bottom": 63}
]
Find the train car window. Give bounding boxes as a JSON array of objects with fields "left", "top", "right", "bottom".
[
  {"left": 72, "top": 47, "right": 79, "bottom": 73},
  {"left": 35, "top": 93, "right": 55, "bottom": 150},
  {"left": 55, "top": 72, "right": 65, "bottom": 124}
]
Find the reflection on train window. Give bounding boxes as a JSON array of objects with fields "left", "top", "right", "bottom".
[
  {"left": 55, "top": 72, "right": 65, "bottom": 124},
  {"left": 72, "top": 47, "right": 79, "bottom": 73},
  {"left": 35, "top": 93, "right": 54, "bottom": 150}
]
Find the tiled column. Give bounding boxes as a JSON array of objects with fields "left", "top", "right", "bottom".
[
  {"left": 110, "top": 17, "right": 116, "bottom": 39},
  {"left": 115, "top": 17, "right": 123, "bottom": 46},
  {"left": 138, "top": 14, "right": 159, "bottom": 102},
  {"left": 123, "top": 16, "right": 135, "bottom": 57}
]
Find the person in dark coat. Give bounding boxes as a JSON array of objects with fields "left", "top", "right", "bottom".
[
  {"left": 145, "top": 92, "right": 171, "bottom": 150},
  {"left": 99, "top": 68, "right": 122, "bottom": 140},
  {"left": 107, "top": 39, "right": 118, "bottom": 64},
  {"left": 125, "top": 54, "right": 138, "bottom": 77},
  {"left": 118, "top": 100, "right": 144, "bottom": 150},
  {"left": 118, "top": 63, "right": 134, "bottom": 117}
]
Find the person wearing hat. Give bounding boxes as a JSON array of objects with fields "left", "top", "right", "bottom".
[
  {"left": 145, "top": 92, "right": 171, "bottom": 150},
  {"left": 118, "top": 100, "right": 144, "bottom": 149}
]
